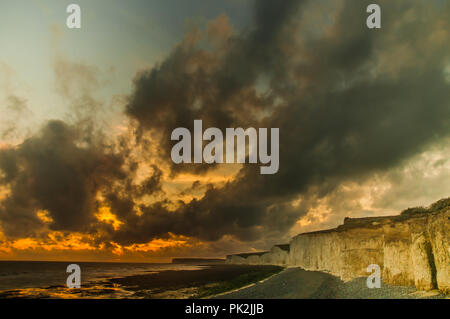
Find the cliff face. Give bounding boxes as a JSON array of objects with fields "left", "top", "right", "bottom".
[{"left": 227, "top": 199, "right": 450, "bottom": 293}]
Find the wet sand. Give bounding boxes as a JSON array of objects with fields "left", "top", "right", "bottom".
[
  {"left": 0, "top": 264, "right": 283, "bottom": 299},
  {"left": 108, "top": 264, "right": 283, "bottom": 298}
]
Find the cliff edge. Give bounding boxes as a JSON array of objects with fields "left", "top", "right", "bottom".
[{"left": 226, "top": 198, "right": 450, "bottom": 293}]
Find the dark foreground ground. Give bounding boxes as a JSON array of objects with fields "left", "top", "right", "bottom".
[
  {"left": 215, "top": 267, "right": 448, "bottom": 299},
  {"left": 108, "top": 264, "right": 284, "bottom": 298},
  {"left": 0, "top": 264, "right": 446, "bottom": 299}
]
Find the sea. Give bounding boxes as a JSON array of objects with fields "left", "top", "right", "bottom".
[{"left": 0, "top": 260, "right": 204, "bottom": 298}]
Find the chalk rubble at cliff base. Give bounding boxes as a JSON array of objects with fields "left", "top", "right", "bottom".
[{"left": 226, "top": 199, "right": 450, "bottom": 294}]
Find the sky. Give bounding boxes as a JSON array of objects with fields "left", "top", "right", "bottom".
[{"left": 0, "top": 0, "right": 449, "bottom": 262}]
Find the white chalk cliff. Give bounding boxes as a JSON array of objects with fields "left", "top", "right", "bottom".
[{"left": 227, "top": 198, "right": 450, "bottom": 293}]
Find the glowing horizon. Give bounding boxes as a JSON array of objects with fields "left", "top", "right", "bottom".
[{"left": 0, "top": 0, "right": 449, "bottom": 262}]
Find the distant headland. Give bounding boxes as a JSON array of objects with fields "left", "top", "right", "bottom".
[{"left": 172, "top": 258, "right": 226, "bottom": 264}]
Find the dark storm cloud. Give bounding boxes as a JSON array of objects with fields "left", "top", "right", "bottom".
[
  {"left": 126, "top": 0, "right": 304, "bottom": 174},
  {"left": 117, "top": 0, "right": 450, "bottom": 244},
  {"left": 0, "top": 120, "right": 127, "bottom": 237},
  {"left": 0, "top": 0, "right": 448, "bottom": 247}
]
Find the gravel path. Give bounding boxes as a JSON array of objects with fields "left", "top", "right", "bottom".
[{"left": 216, "top": 267, "right": 447, "bottom": 299}]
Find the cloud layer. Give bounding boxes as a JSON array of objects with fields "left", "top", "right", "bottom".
[{"left": 0, "top": 0, "right": 449, "bottom": 257}]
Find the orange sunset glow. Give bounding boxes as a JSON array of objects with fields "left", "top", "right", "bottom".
[{"left": 0, "top": 0, "right": 449, "bottom": 266}]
